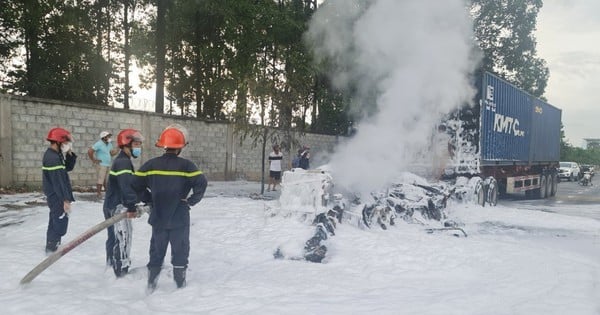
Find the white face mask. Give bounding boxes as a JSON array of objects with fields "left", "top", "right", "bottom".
[
  {"left": 61, "top": 142, "right": 72, "bottom": 153},
  {"left": 107, "top": 138, "right": 112, "bottom": 143}
]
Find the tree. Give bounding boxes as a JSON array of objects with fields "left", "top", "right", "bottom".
[
  {"left": 123, "top": 0, "right": 132, "bottom": 109},
  {"left": 154, "top": 0, "right": 167, "bottom": 113},
  {"left": 471, "top": 0, "right": 549, "bottom": 97},
  {"left": 0, "top": 0, "right": 134, "bottom": 106},
  {"left": 0, "top": 0, "right": 19, "bottom": 91}
]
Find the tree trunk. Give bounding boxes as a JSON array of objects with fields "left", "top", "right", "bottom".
[
  {"left": 261, "top": 126, "right": 267, "bottom": 195},
  {"left": 123, "top": 0, "right": 130, "bottom": 109},
  {"left": 23, "top": 2, "right": 41, "bottom": 97},
  {"left": 155, "top": 0, "right": 167, "bottom": 114},
  {"left": 311, "top": 75, "right": 319, "bottom": 131}
]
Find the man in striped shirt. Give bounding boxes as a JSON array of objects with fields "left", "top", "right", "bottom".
[{"left": 267, "top": 144, "right": 283, "bottom": 192}]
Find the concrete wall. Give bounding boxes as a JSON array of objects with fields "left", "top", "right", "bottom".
[{"left": 0, "top": 94, "right": 340, "bottom": 187}]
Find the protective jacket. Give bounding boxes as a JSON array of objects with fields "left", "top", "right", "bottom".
[
  {"left": 104, "top": 151, "right": 146, "bottom": 212},
  {"left": 42, "top": 148, "right": 76, "bottom": 204},
  {"left": 133, "top": 153, "right": 207, "bottom": 229}
]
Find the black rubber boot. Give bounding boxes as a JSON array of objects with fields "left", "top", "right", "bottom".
[
  {"left": 114, "top": 266, "right": 128, "bottom": 278},
  {"left": 147, "top": 266, "right": 161, "bottom": 292},
  {"left": 173, "top": 266, "right": 187, "bottom": 288},
  {"left": 45, "top": 240, "right": 59, "bottom": 254}
]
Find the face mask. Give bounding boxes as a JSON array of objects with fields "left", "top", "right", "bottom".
[
  {"left": 106, "top": 138, "right": 112, "bottom": 143},
  {"left": 132, "top": 147, "right": 142, "bottom": 158},
  {"left": 61, "top": 142, "right": 72, "bottom": 153}
]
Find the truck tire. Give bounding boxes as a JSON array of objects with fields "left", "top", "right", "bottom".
[
  {"left": 550, "top": 174, "right": 557, "bottom": 196},
  {"left": 544, "top": 175, "right": 551, "bottom": 198},
  {"left": 487, "top": 177, "right": 498, "bottom": 206},
  {"left": 536, "top": 175, "right": 547, "bottom": 199},
  {"left": 471, "top": 177, "right": 486, "bottom": 206}
]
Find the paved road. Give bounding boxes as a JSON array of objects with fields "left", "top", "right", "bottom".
[{"left": 501, "top": 179, "right": 600, "bottom": 220}]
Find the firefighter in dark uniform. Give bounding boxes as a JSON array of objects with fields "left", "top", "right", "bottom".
[
  {"left": 42, "top": 127, "right": 77, "bottom": 253},
  {"left": 133, "top": 125, "right": 207, "bottom": 291},
  {"left": 103, "top": 128, "right": 147, "bottom": 277}
]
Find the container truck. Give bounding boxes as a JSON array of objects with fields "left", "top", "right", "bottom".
[{"left": 445, "top": 71, "right": 562, "bottom": 205}]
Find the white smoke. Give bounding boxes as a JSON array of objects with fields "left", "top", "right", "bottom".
[{"left": 306, "top": 0, "right": 479, "bottom": 196}]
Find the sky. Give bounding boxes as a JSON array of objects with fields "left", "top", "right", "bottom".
[
  {"left": 536, "top": 0, "right": 600, "bottom": 146},
  {"left": 0, "top": 179, "right": 599, "bottom": 314}
]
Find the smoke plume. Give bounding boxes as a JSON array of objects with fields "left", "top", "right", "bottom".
[{"left": 306, "top": 0, "right": 479, "bottom": 195}]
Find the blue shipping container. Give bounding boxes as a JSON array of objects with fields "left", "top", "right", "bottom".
[
  {"left": 480, "top": 72, "right": 532, "bottom": 162},
  {"left": 479, "top": 72, "right": 561, "bottom": 164},
  {"left": 529, "top": 99, "right": 561, "bottom": 162}
]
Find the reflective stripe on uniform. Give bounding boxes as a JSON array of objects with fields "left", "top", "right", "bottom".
[
  {"left": 42, "top": 165, "right": 66, "bottom": 171},
  {"left": 110, "top": 169, "right": 134, "bottom": 176},
  {"left": 135, "top": 170, "right": 203, "bottom": 177}
]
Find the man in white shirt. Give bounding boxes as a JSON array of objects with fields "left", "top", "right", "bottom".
[{"left": 267, "top": 144, "right": 283, "bottom": 192}]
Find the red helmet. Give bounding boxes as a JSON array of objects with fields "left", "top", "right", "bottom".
[
  {"left": 117, "top": 129, "right": 144, "bottom": 147},
  {"left": 155, "top": 128, "right": 186, "bottom": 149},
  {"left": 46, "top": 127, "right": 72, "bottom": 143}
]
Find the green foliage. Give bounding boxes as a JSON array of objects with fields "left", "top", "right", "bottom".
[
  {"left": 471, "top": 0, "right": 549, "bottom": 97},
  {"left": 0, "top": 0, "right": 553, "bottom": 141},
  {"left": 562, "top": 146, "right": 600, "bottom": 165},
  {"left": 560, "top": 123, "right": 600, "bottom": 164},
  {"left": 0, "top": 0, "right": 129, "bottom": 105},
  {"left": 559, "top": 129, "right": 598, "bottom": 167}
]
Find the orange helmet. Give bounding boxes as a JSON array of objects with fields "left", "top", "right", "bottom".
[
  {"left": 155, "top": 128, "right": 186, "bottom": 149},
  {"left": 46, "top": 127, "right": 72, "bottom": 143},
  {"left": 117, "top": 129, "right": 144, "bottom": 147}
]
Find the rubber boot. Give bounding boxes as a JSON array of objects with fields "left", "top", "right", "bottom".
[
  {"left": 173, "top": 266, "right": 187, "bottom": 288},
  {"left": 147, "top": 266, "right": 161, "bottom": 292},
  {"left": 45, "top": 240, "right": 59, "bottom": 254},
  {"left": 114, "top": 266, "right": 129, "bottom": 278}
]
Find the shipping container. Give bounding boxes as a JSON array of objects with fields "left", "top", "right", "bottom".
[
  {"left": 480, "top": 72, "right": 533, "bottom": 163},
  {"left": 529, "top": 99, "right": 561, "bottom": 163},
  {"left": 446, "top": 72, "right": 562, "bottom": 203}
]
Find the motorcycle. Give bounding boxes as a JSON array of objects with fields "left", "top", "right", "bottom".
[{"left": 579, "top": 171, "right": 592, "bottom": 186}]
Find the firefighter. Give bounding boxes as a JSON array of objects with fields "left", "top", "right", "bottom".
[
  {"left": 42, "top": 127, "right": 77, "bottom": 253},
  {"left": 133, "top": 125, "right": 207, "bottom": 291},
  {"left": 103, "top": 128, "right": 147, "bottom": 277}
]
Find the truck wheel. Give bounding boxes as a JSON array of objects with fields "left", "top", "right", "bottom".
[
  {"left": 550, "top": 174, "right": 558, "bottom": 197},
  {"left": 471, "top": 177, "right": 486, "bottom": 206},
  {"left": 487, "top": 177, "right": 498, "bottom": 206},
  {"left": 544, "top": 175, "right": 551, "bottom": 198},
  {"left": 536, "top": 175, "right": 547, "bottom": 199},
  {"left": 477, "top": 184, "right": 486, "bottom": 206}
]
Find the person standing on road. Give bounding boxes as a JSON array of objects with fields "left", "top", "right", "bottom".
[
  {"left": 103, "top": 128, "right": 147, "bottom": 277},
  {"left": 88, "top": 131, "right": 118, "bottom": 199},
  {"left": 267, "top": 144, "right": 283, "bottom": 192},
  {"left": 133, "top": 125, "right": 207, "bottom": 291},
  {"left": 42, "top": 127, "right": 77, "bottom": 253}
]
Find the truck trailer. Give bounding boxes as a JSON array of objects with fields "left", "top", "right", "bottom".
[{"left": 446, "top": 71, "right": 562, "bottom": 205}]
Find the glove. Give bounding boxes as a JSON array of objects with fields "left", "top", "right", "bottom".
[
  {"left": 135, "top": 203, "right": 151, "bottom": 217},
  {"left": 63, "top": 201, "right": 72, "bottom": 215}
]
